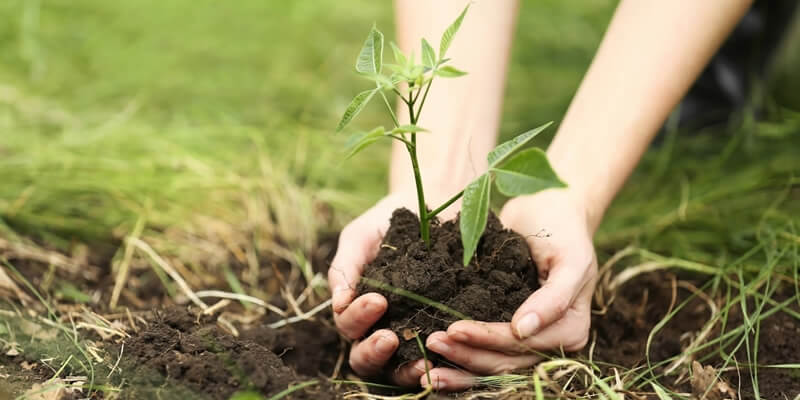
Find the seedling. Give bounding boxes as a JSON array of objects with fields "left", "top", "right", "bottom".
[{"left": 337, "top": 6, "right": 566, "bottom": 265}]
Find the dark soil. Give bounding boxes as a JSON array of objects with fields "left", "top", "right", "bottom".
[
  {"left": 589, "top": 272, "right": 800, "bottom": 400},
  {"left": 240, "top": 319, "right": 342, "bottom": 377},
  {"left": 3, "top": 222, "right": 798, "bottom": 399},
  {"left": 119, "top": 306, "right": 340, "bottom": 400},
  {"left": 357, "top": 208, "right": 540, "bottom": 365}
]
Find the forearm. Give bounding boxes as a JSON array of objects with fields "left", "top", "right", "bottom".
[
  {"left": 390, "top": 0, "right": 519, "bottom": 203},
  {"left": 548, "top": 0, "right": 753, "bottom": 232}
]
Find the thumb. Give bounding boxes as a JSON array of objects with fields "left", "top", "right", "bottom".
[
  {"left": 510, "top": 255, "right": 589, "bottom": 339},
  {"left": 328, "top": 221, "right": 382, "bottom": 313}
]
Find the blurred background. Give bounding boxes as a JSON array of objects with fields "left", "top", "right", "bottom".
[{"left": 0, "top": 0, "right": 798, "bottom": 266}]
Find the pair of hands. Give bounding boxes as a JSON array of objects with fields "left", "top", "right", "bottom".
[{"left": 328, "top": 189, "right": 598, "bottom": 391}]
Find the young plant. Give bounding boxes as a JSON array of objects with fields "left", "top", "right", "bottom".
[{"left": 337, "top": 6, "right": 566, "bottom": 265}]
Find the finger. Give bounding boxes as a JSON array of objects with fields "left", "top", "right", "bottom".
[
  {"left": 349, "top": 329, "right": 398, "bottom": 376},
  {"left": 447, "top": 300, "right": 591, "bottom": 354},
  {"left": 510, "top": 252, "right": 594, "bottom": 339},
  {"left": 333, "top": 292, "right": 387, "bottom": 339},
  {"left": 420, "top": 367, "right": 477, "bottom": 392},
  {"left": 329, "top": 221, "right": 382, "bottom": 313},
  {"left": 426, "top": 332, "right": 541, "bottom": 375},
  {"left": 390, "top": 359, "right": 432, "bottom": 387}
]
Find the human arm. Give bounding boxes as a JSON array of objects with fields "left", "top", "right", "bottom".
[
  {"left": 328, "top": 0, "right": 519, "bottom": 385},
  {"left": 422, "top": 0, "right": 755, "bottom": 390}
]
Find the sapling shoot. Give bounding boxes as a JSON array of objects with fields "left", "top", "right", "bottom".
[{"left": 337, "top": 6, "right": 566, "bottom": 265}]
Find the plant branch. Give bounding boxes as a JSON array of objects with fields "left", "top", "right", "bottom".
[
  {"left": 387, "top": 134, "right": 414, "bottom": 148},
  {"left": 411, "top": 84, "right": 423, "bottom": 104},
  {"left": 428, "top": 189, "right": 464, "bottom": 219},
  {"left": 415, "top": 80, "right": 434, "bottom": 121},
  {"left": 378, "top": 90, "right": 399, "bottom": 128},
  {"left": 393, "top": 88, "right": 410, "bottom": 105}
]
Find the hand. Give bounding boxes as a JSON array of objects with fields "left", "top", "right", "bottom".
[
  {"left": 328, "top": 191, "right": 459, "bottom": 385},
  {"left": 419, "top": 190, "right": 598, "bottom": 391}
]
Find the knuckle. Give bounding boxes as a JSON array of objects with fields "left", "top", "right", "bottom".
[
  {"left": 458, "top": 351, "right": 476, "bottom": 369},
  {"left": 337, "top": 315, "right": 364, "bottom": 340},
  {"left": 551, "top": 299, "right": 570, "bottom": 319},
  {"left": 351, "top": 347, "right": 378, "bottom": 372}
]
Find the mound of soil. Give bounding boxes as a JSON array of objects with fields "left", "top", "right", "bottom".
[
  {"left": 357, "top": 208, "right": 539, "bottom": 364},
  {"left": 119, "top": 307, "right": 337, "bottom": 400}
]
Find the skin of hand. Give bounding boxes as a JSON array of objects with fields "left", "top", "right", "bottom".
[
  {"left": 419, "top": 0, "right": 754, "bottom": 390},
  {"left": 329, "top": 0, "right": 518, "bottom": 386},
  {"left": 330, "top": 187, "right": 597, "bottom": 390},
  {"left": 328, "top": 190, "right": 458, "bottom": 386},
  {"left": 330, "top": 0, "right": 753, "bottom": 391},
  {"left": 418, "top": 189, "right": 597, "bottom": 390}
]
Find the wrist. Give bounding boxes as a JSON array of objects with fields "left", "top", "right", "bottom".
[
  {"left": 545, "top": 148, "right": 609, "bottom": 234},
  {"left": 504, "top": 188, "right": 596, "bottom": 236}
]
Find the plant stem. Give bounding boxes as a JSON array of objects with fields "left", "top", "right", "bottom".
[
  {"left": 428, "top": 189, "right": 464, "bottom": 219},
  {"left": 406, "top": 91, "right": 430, "bottom": 245}
]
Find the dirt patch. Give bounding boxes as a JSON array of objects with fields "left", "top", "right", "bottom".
[
  {"left": 119, "top": 307, "right": 339, "bottom": 400},
  {"left": 0, "top": 354, "right": 59, "bottom": 400},
  {"left": 589, "top": 272, "right": 800, "bottom": 400},
  {"left": 357, "top": 208, "right": 539, "bottom": 365},
  {"left": 240, "top": 319, "right": 342, "bottom": 378}
]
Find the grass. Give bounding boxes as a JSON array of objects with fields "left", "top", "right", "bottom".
[{"left": 0, "top": 0, "right": 799, "bottom": 399}]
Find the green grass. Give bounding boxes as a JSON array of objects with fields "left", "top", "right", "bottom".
[{"left": 0, "top": 0, "right": 620, "bottom": 250}]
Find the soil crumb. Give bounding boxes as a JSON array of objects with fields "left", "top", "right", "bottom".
[
  {"left": 357, "top": 208, "right": 539, "bottom": 364},
  {"left": 119, "top": 307, "right": 337, "bottom": 400}
]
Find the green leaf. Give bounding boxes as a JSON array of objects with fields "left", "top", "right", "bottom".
[
  {"left": 344, "top": 126, "right": 385, "bottom": 159},
  {"left": 384, "top": 63, "right": 404, "bottom": 74},
  {"left": 439, "top": 5, "right": 469, "bottom": 59},
  {"left": 336, "top": 88, "right": 378, "bottom": 132},
  {"left": 421, "top": 38, "right": 436, "bottom": 68},
  {"left": 491, "top": 148, "right": 566, "bottom": 196},
  {"left": 460, "top": 174, "right": 491, "bottom": 266},
  {"left": 356, "top": 25, "right": 384, "bottom": 74},
  {"left": 391, "top": 124, "right": 428, "bottom": 134},
  {"left": 390, "top": 42, "right": 407, "bottom": 65},
  {"left": 650, "top": 383, "right": 674, "bottom": 400},
  {"left": 373, "top": 74, "right": 394, "bottom": 90},
  {"left": 435, "top": 65, "right": 467, "bottom": 78},
  {"left": 357, "top": 72, "right": 394, "bottom": 90},
  {"left": 487, "top": 121, "right": 554, "bottom": 167}
]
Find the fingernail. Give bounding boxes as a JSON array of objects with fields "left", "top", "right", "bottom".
[
  {"left": 375, "top": 335, "right": 395, "bottom": 355},
  {"left": 516, "top": 313, "right": 541, "bottom": 339},
  {"left": 427, "top": 340, "right": 450, "bottom": 354},
  {"left": 433, "top": 380, "right": 447, "bottom": 390}
]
